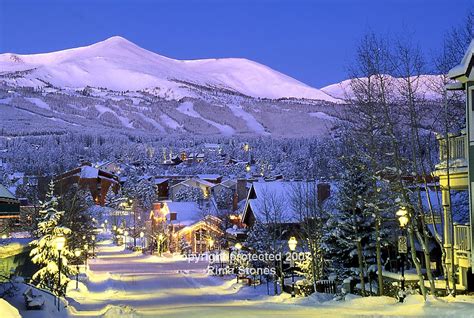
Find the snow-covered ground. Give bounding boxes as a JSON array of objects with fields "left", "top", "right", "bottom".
[
  {"left": 60, "top": 239, "right": 474, "bottom": 317},
  {"left": 5, "top": 238, "right": 474, "bottom": 317}
]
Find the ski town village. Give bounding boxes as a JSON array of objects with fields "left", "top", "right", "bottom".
[{"left": 2, "top": 27, "right": 474, "bottom": 318}]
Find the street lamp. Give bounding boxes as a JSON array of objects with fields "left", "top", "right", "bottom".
[
  {"left": 140, "top": 231, "right": 145, "bottom": 249},
  {"left": 288, "top": 236, "right": 297, "bottom": 298},
  {"left": 74, "top": 249, "right": 82, "bottom": 290},
  {"left": 55, "top": 235, "right": 66, "bottom": 311},
  {"left": 91, "top": 235, "right": 96, "bottom": 258},
  {"left": 234, "top": 243, "right": 242, "bottom": 283},
  {"left": 245, "top": 164, "right": 251, "bottom": 172},
  {"left": 396, "top": 207, "right": 409, "bottom": 302},
  {"left": 84, "top": 244, "right": 89, "bottom": 269}
]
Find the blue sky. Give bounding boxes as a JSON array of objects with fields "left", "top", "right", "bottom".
[{"left": 0, "top": 0, "right": 472, "bottom": 87}]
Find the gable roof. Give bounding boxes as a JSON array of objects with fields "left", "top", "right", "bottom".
[
  {"left": 170, "top": 178, "right": 215, "bottom": 189},
  {"left": 448, "top": 39, "right": 474, "bottom": 81},
  {"left": 0, "top": 184, "right": 15, "bottom": 200},
  {"left": 165, "top": 202, "right": 203, "bottom": 226},
  {"left": 243, "top": 181, "right": 317, "bottom": 224}
]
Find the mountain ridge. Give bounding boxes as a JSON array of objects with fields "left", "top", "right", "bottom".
[{"left": 0, "top": 36, "right": 340, "bottom": 102}]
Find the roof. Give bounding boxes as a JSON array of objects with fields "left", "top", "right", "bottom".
[
  {"left": 220, "top": 179, "right": 237, "bottom": 188},
  {"left": 80, "top": 165, "right": 99, "bottom": 178},
  {"left": 448, "top": 39, "right": 474, "bottom": 80},
  {"left": 243, "top": 181, "right": 317, "bottom": 224},
  {"left": 0, "top": 184, "right": 15, "bottom": 200},
  {"left": 170, "top": 178, "right": 215, "bottom": 189},
  {"left": 165, "top": 202, "right": 203, "bottom": 226},
  {"left": 154, "top": 178, "right": 169, "bottom": 185},
  {"left": 196, "top": 174, "right": 221, "bottom": 181}
]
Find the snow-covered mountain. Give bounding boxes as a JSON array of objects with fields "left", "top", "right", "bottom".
[
  {"left": 321, "top": 75, "right": 445, "bottom": 101},
  {"left": 0, "top": 36, "right": 339, "bottom": 102}
]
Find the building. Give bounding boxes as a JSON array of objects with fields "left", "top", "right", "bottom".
[
  {"left": 54, "top": 162, "right": 120, "bottom": 206},
  {"left": 169, "top": 178, "right": 216, "bottom": 200},
  {"left": 434, "top": 39, "right": 474, "bottom": 291},
  {"left": 154, "top": 178, "right": 170, "bottom": 200},
  {"left": 241, "top": 181, "right": 329, "bottom": 230},
  {"left": 150, "top": 201, "right": 222, "bottom": 254},
  {"left": 0, "top": 184, "right": 20, "bottom": 235}
]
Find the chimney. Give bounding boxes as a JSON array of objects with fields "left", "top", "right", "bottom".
[{"left": 317, "top": 183, "right": 330, "bottom": 204}]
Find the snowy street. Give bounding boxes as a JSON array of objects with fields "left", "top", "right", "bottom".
[{"left": 61, "top": 240, "right": 474, "bottom": 317}]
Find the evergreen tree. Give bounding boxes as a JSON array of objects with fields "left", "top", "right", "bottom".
[
  {"left": 179, "top": 236, "right": 191, "bottom": 255},
  {"left": 29, "top": 181, "right": 75, "bottom": 296},
  {"left": 59, "top": 185, "right": 95, "bottom": 252},
  {"left": 323, "top": 154, "right": 376, "bottom": 296},
  {"left": 174, "top": 187, "right": 204, "bottom": 203}
]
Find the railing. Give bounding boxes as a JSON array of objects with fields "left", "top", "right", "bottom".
[
  {"left": 438, "top": 131, "right": 467, "bottom": 162},
  {"left": 454, "top": 223, "right": 471, "bottom": 253}
]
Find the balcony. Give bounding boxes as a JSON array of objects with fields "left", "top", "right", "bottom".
[{"left": 436, "top": 130, "right": 468, "bottom": 170}]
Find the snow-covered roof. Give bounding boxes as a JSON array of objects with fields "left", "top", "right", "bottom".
[
  {"left": 165, "top": 202, "right": 203, "bottom": 226},
  {"left": 448, "top": 39, "right": 474, "bottom": 80},
  {"left": 0, "top": 184, "right": 15, "bottom": 200},
  {"left": 196, "top": 174, "right": 221, "bottom": 181},
  {"left": 154, "top": 178, "right": 169, "bottom": 185},
  {"left": 220, "top": 179, "right": 237, "bottom": 188},
  {"left": 244, "top": 181, "right": 317, "bottom": 223},
  {"left": 171, "top": 178, "right": 215, "bottom": 189},
  {"left": 80, "top": 165, "right": 99, "bottom": 178}
]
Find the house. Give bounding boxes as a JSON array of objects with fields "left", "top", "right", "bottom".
[
  {"left": 162, "top": 154, "right": 182, "bottom": 166},
  {"left": 203, "top": 143, "right": 222, "bottom": 153},
  {"left": 154, "top": 178, "right": 170, "bottom": 200},
  {"left": 186, "top": 153, "right": 205, "bottom": 164},
  {"left": 96, "top": 160, "right": 129, "bottom": 176},
  {"left": 54, "top": 162, "right": 120, "bottom": 206},
  {"left": 241, "top": 181, "right": 330, "bottom": 231},
  {"left": 433, "top": 39, "right": 474, "bottom": 291},
  {"left": 150, "top": 201, "right": 222, "bottom": 254},
  {"left": 196, "top": 174, "right": 222, "bottom": 184},
  {"left": 169, "top": 178, "right": 216, "bottom": 200},
  {"left": 0, "top": 184, "right": 20, "bottom": 235}
]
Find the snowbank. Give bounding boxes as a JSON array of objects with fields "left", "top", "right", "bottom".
[{"left": 0, "top": 299, "right": 21, "bottom": 318}]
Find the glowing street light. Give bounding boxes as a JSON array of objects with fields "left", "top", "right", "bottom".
[
  {"left": 234, "top": 242, "right": 242, "bottom": 251},
  {"left": 245, "top": 164, "right": 251, "bottom": 172},
  {"left": 396, "top": 208, "right": 409, "bottom": 228},
  {"left": 288, "top": 236, "right": 298, "bottom": 298},
  {"left": 288, "top": 236, "right": 297, "bottom": 252},
  {"left": 396, "top": 207, "right": 409, "bottom": 302},
  {"left": 140, "top": 231, "right": 145, "bottom": 249}
]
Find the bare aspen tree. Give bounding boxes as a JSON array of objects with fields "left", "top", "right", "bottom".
[
  {"left": 393, "top": 37, "right": 437, "bottom": 294},
  {"left": 291, "top": 181, "right": 327, "bottom": 292}
]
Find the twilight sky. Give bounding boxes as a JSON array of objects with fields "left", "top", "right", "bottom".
[{"left": 0, "top": 0, "right": 472, "bottom": 88}]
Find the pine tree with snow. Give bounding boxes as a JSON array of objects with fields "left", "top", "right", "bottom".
[
  {"left": 179, "top": 236, "right": 191, "bottom": 256},
  {"left": 174, "top": 187, "right": 204, "bottom": 203},
  {"left": 29, "top": 181, "right": 75, "bottom": 296},
  {"left": 322, "top": 154, "right": 376, "bottom": 296}
]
